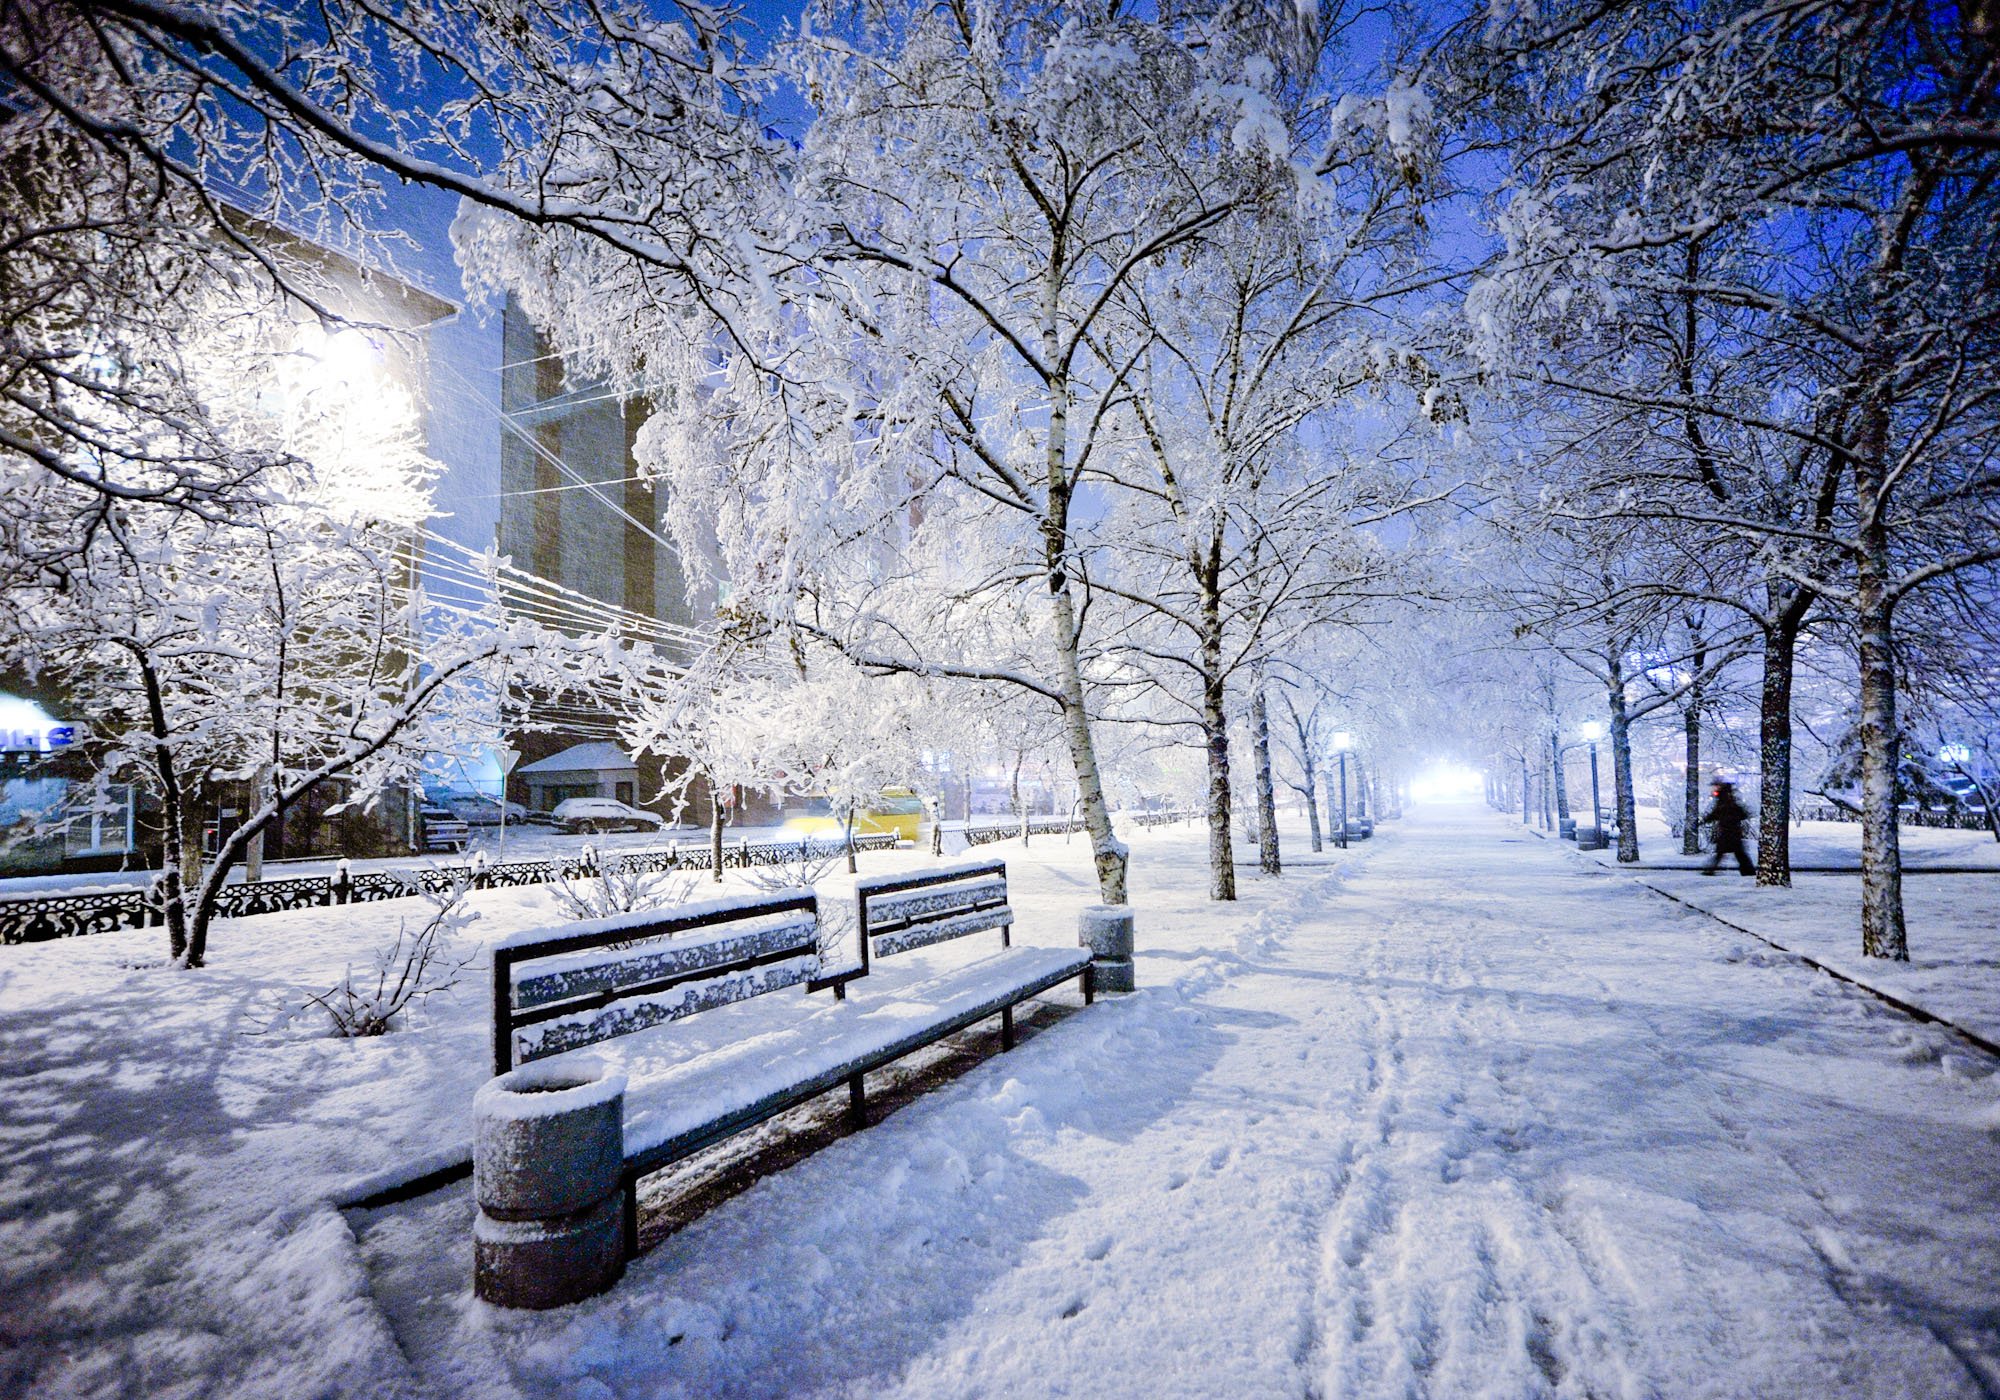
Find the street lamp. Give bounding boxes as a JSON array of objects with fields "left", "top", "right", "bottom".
[
  {"left": 1579, "top": 720, "right": 1607, "bottom": 846},
  {"left": 1332, "top": 731, "right": 1352, "bottom": 850}
]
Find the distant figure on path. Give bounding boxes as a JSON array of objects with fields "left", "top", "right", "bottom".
[{"left": 1699, "top": 779, "right": 1754, "bottom": 876}]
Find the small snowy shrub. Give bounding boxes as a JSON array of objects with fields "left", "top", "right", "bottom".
[
  {"left": 743, "top": 838, "right": 846, "bottom": 896},
  {"left": 744, "top": 839, "right": 853, "bottom": 964},
  {"left": 299, "top": 884, "right": 477, "bottom": 1037},
  {"left": 551, "top": 861, "right": 699, "bottom": 923}
]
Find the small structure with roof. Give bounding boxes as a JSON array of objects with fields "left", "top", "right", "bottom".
[{"left": 516, "top": 742, "right": 642, "bottom": 814}]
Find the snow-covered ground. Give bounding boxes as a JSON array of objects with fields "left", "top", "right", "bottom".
[
  {"left": 1538, "top": 808, "right": 2000, "bottom": 1050},
  {"left": 3, "top": 804, "right": 1996, "bottom": 1398}
]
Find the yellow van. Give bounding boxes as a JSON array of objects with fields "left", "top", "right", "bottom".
[{"left": 778, "top": 789, "right": 926, "bottom": 843}]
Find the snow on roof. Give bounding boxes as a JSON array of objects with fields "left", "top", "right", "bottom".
[{"left": 515, "top": 741, "right": 639, "bottom": 775}]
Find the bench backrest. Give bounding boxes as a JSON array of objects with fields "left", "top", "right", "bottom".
[
  {"left": 491, "top": 891, "right": 820, "bottom": 1074},
  {"left": 853, "top": 859, "right": 1012, "bottom": 976}
]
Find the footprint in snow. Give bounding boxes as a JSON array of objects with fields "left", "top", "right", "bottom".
[
  {"left": 1165, "top": 1169, "right": 1189, "bottom": 1191},
  {"left": 1082, "top": 1235, "right": 1113, "bottom": 1262}
]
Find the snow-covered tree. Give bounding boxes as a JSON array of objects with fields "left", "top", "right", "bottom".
[
  {"left": 462, "top": 0, "right": 1347, "bottom": 909},
  {"left": 1459, "top": 0, "right": 2000, "bottom": 956},
  {"left": 2, "top": 271, "right": 612, "bottom": 966}
]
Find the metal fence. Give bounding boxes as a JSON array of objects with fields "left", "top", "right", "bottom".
[
  {"left": 1793, "top": 804, "right": 1994, "bottom": 832},
  {"left": 957, "top": 808, "right": 1200, "bottom": 848},
  {"left": 0, "top": 833, "right": 899, "bottom": 946}
]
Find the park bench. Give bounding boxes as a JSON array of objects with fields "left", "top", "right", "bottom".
[{"left": 487, "top": 859, "right": 1094, "bottom": 1261}]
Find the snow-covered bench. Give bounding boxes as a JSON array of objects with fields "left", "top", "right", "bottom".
[{"left": 488, "top": 861, "right": 1093, "bottom": 1258}]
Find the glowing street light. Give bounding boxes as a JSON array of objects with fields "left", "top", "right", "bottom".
[{"left": 1578, "top": 720, "right": 1607, "bottom": 845}]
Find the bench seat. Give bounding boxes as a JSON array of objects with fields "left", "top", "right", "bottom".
[{"left": 622, "top": 942, "right": 1092, "bottom": 1178}]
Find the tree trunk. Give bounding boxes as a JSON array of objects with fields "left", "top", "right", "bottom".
[
  {"left": 1198, "top": 576, "right": 1235, "bottom": 899},
  {"left": 1040, "top": 348, "right": 1126, "bottom": 905},
  {"left": 1609, "top": 660, "right": 1640, "bottom": 864},
  {"left": 1302, "top": 753, "right": 1322, "bottom": 853},
  {"left": 709, "top": 794, "right": 725, "bottom": 883},
  {"left": 1856, "top": 547, "right": 1908, "bottom": 958},
  {"left": 1755, "top": 606, "right": 1806, "bottom": 885},
  {"left": 1250, "top": 672, "right": 1280, "bottom": 876},
  {"left": 1681, "top": 621, "right": 1707, "bottom": 854},
  {"left": 1682, "top": 705, "right": 1703, "bottom": 856},
  {"left": 1323, "top": 767, "right": 1339, "bottom": 849},
  {"left": 1552, "top": 735, "right": 1570, "bottom": 824},
  {"left": 1012, "top": 752, "right": 1027, "bottom": 846},
  {"left": 1521, "top": 754, "right": 1531, "bottom": 825}
]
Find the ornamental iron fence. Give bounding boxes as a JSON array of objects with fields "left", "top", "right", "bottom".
[{"left": 0, "top": 833, "right": 898, "bottom": 945}]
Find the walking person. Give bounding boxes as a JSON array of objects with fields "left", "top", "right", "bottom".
[{"left": 1699, "top": 777, "right": 1754, "bottom": 876}]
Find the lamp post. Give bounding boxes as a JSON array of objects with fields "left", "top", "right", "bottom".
[
  {"left": 1332, "top": 731, "right": 1352, "bottom": 850},
  {"left": 1580, "top": 721, "right": 1607, "bottom": 846}
]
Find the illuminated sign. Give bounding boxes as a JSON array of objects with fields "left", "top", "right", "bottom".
[
  {"left": 1, "top": 726, "right": 75, "bottom": 754},
  {"left": 0, "top": 695, "right": 78, "bottom": 754}
]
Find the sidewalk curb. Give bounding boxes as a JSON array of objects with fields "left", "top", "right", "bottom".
[
  {"left": 1497, "top": 807, "right": 2000, "bottom": 1060},
  {"left": 1638, "top": 880, "right": 2000, "bottom": 1061}
]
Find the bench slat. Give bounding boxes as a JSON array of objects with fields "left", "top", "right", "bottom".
[
  {"left": 515, "top": 952, "right": 819, "bottom": 1064},
  {"left": 514, "top": 917, "right": 817, "bottom": 1010},
  {"left": 625, "top": 945, "right": 1091, "bottom": 1177},
  {"left": 872, "top": 905, "right": 1014, "bottom": 959},
  {"left": 864, "top": 877, "right": 1008, "bottom": 933}
]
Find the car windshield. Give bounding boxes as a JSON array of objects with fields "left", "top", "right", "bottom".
[{"left": 872, "top": 797, "right": 924, "bottom": 815}]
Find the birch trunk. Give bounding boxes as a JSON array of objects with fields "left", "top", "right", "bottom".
[
  {"left": 1856, "top": 506, "right": 1908, "bottom": 958},
  {"left": 1756, "top": 604, "right": 1807, "bottom": 885},
  {"left": 1251, "top": 672, "right": 1279, "bottom": 876},
  {"left": 1552, "top": 735, "right": 1570, "bottom": 824},
  {"left": 1609, "top": 658, "right": 1640, "bottom": 864},
  {"left": 709, "top": 794, "right": 725, "bottom": 883},
  {"left": 1202, "top": 666, "right": 1236, "bottom": 899},
  {"left": 1303, "top": 752, "right": 1322, "bottom": 852},
  {"left": 1680, "top": 623, "right": 1706, "bottom": 854},
  {"left": 1041, "top": 322, "right": 1126, "bottom": 904}
]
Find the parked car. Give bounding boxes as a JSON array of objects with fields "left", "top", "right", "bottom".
[
  {"left": 418, "top": 805, "right": 470, "bottom": 854},
  {"left": 441, "top": 793, "right": 530, "bottom": 826},
  {"left": 551, "top": 797, "right": 667, "bottom": 834}
]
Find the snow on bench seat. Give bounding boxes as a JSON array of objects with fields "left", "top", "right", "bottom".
[{"left": 621, "top": 943, "right": 1094, "bottom": 1175}]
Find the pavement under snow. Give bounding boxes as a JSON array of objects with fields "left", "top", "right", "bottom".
[{"left": 3, "top": 802, "right": 1996, "bottom": 1398}]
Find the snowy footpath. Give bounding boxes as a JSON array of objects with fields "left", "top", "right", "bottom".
[{"left": 4, "top": 803, "right": 1998, "bottom": 1398}]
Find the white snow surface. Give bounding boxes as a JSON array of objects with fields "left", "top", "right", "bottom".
[
  {"left": 476, "top": 1060, "right": 626, "bottom": 1123},
  {"left": 1, "top": 803, "right": 1996, "bottom": 1398},
  {"left": 1558, "top": 812, "right": 2000, "bottom": 1048}
]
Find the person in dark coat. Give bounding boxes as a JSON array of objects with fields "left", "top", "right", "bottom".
[{"left": 1700, "top": 778, "right": 1754, "bottom": 875}]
